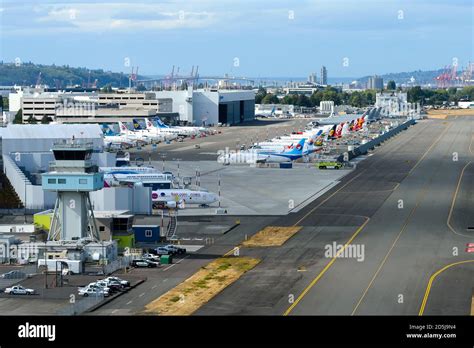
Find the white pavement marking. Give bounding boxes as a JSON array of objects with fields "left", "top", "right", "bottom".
[
  {"left": 162, "top": 255, "right": 190, "bottom": 271},
  {"left": 111, "top": 309, "right": 119, "bottom": 314},
  {"left": 139, "top": 292, "right": 145, "bottom": 297},
  {"left": 126, "top": 300, "right": 133, "bottom": 305},
  {"left": 152, "top": 285, "right": 157, "bottom": 289}
]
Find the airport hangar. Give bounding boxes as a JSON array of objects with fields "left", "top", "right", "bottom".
[{"left": 153, "top": 88, "right": 256, "bottom": 126}]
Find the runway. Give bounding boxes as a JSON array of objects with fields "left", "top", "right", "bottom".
[{"left": 196, "top": 116, "right": 474, "bottom": 315}]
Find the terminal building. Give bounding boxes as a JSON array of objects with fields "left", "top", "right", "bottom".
[{"left": 8, "top": 87, "right": 254, "bottom": 126}]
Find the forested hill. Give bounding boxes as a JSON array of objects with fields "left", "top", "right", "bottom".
[{"left": 0, "top": 62, "right": 144, "bottom": 88}]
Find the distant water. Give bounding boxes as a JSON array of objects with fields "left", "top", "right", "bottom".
[
  {"left": 250, "top": 77, "right": 357, "bottom": 85},
  {"left": 144, "top": 75, "right": 357, "bottom": 85}
]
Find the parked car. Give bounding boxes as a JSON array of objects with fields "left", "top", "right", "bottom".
[
  {"left": 78, "top": 287, "right": 109, "bottom": 297},
  {"left": 104, "top": 276, "right": 130, "bottom": 287},
  {"left": 5, "top": 285, "right": 35, "bottom": 295},
  {"left": 85, "top": 282, "right": 111, "bottom": 293},
  {"left": 96, "top": 280, "right": 122, "bottom": 292},
  {"left": 165, "top": 245, "right": 186, "bottom": 255},
  {"left": 1, "top": 270, "right": 26, "bottom": 279},
  {"left": 132, "top": 259, "right": 158, "bottom": 268},
  {"left": 142, "top": 253, "right": 161, "bottom": 262},
  {"left": 153, "top": 247, "right": 171, "bottom": 256}
]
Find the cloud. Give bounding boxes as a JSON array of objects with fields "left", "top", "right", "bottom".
[{"left": 3, "top": 2, "right": 220, "bottom": 34}]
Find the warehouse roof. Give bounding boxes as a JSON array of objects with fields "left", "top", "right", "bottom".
[{"left": 0, "top": 124, "right": 103, "bottom": 140}]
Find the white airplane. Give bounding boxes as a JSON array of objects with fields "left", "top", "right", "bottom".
[
  {"left": 219, "top": 138, "right": 308, "bottom": 164},
  {"left": 152, "top": 118, "right": 205, "bottom": 137},
  {"left": 99, "top": 166, "right": 159, "bottom": 174},
  {"left": 256, "top": 106, "right": 277, "bottom": 118},
  {"left": 101, "top": 126, "right": 138, "bottom": 147},
  {"left": 135, "top": 119, "right": 178, "bottom": 141},
  {"left": 143, "top": 118, "right": 182, "bottom": 137},
  {"left": 152, "top": 189, "right": 219, "bottom": 208},
  {"left": 118, "top": 121, "right": 163, "bottom": 143},
  {"left": 103, "top": 172, "right": 174, "bottom": 188}
]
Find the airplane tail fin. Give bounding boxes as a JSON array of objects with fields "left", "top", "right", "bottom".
[
  {"left": 285, "top": 138, "right": 306, "bottom": 155},
  {"left": 118, "top": 121, "right": 129, "bottom": 134},
  {"left": 156, "top": 118, "right": 169, "bottom": 128},
  {"left": 144, "top": 118, "right": 154, "bottom": 130},
  {"left": 132, "top": 119, "right": 143, "bottom": 130}
]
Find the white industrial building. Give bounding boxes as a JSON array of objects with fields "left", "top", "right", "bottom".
[
  {"left": 320, "top": 101, "right": 335, "bottom": 114},
  {"left": 376, "top": 92, "right": 411, "bottom": 116},
  {"left": 0, "top": 124, "right": 155, "bottom": 214},
  {"left": 0, "top": 124, "right": 111, "bottom": 210},
  {"left": 153, "top": 88, "right": 255, "bottom": 126}
]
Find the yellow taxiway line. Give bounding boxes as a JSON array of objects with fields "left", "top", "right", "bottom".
[{"left": 419, "top": 260, "right": 474, "bottom": 316}]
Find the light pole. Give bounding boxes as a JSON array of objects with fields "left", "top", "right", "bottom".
[
  {"left": 218, "top": 174, "right": 221, "bottom": 208},
  {"left": 24, "top": 180, "right": 27, "bottom": 223},
  {"left": 44, "top": 240, "right": 47, "bottom": 289},
  {"left": 161, "top": 154, "right": 166, "bottom": 172}
]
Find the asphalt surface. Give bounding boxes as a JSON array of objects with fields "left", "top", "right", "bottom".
[
  {"left": 92, "top": 215, "right": 279, "bottom": 315},
  {"left": 129, "top": 118, "right": 314, "bottom": 162},
  {"left": 196, "top": 116, "right": 474, "bottom": 315}
]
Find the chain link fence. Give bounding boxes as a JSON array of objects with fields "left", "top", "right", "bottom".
[
  {"left": 0, "top": 264, "right": 38, "bottom": 291},
  {"left": 56, "top": 293, "right": 105, "bottom": 315}
]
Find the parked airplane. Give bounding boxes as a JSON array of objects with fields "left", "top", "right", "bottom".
[
  {"left": 152, "top": 118, "right": 201, "bottom": 137},
  {"left": 118, "top": 121, "right": 163, "bottom": 143},
  {"left": 100, "top": 166, "right": 159, "bottom": 174},
  {"left": 219, "top": 138, "right": 308, "bottom": 164},
  {"left": 103, "top": 172, "right": 174, "bottom": 188},
  {"left": 102, "top": 128, "right": 137, "bottom": 148},
  {"left": 134, "top": 119, "right": 178, "bottom": 141},
  {"left": 152, "top": 189, "right": 219, "bottom": 208},
  {"left": 256, "top": 106, "right": 277, "bottom": 118}
]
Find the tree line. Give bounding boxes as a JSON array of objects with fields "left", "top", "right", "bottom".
[{"left": 256, "top": 83, "right": 474, "bottom": 108}]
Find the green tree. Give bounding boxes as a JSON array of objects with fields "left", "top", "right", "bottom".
[
  {"left": 407, "top": 86, "right": 424, "bottom": 103},
  {"left": 296, "top": 94, "right": 311, "bottom": 107},
  {"left": 40, "top": 115, "right": 52, "bottom": 124},
  {"left": 26, "top": 115, "right": 36, "bottom": 124},
  {"left": 364, "top": 90, "right": 375, "bottom": 105},
  {"left": 321, "top": 88, "right": 341, "bottom": 104},
  {"left": 100, "top": 85, "right": 113, "bottom": 93},
  {"left": 386, "top": 80, "right": 396, "bottom": 90},
  {"left": 349, "top": 92, "right": 364, "bottom": 107},
  {"left": 13, "top": 109, "right": 23, "bottom": 124},
  {"left": 255, "top": 87, "right": 267, "bottom": 104},
  {"left": 2, "top": 97, "right": 8, "bottom": 111},
  {"left": 281, "top": 94, "right": 297, "bottom": 105},
  {"left": 309, "top": 91, "right": 322, "bottom": 107},
  {"left": 261, "top": 93, "right": 279, "bottom": 104}
]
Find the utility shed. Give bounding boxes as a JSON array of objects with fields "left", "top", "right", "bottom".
[{"left": 133, "top": 225, "right": 160, "bottom": 243}]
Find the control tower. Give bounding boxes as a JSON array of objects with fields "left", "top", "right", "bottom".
[{"left": 42, "top": 140, "right": 104, "bottom": 241}]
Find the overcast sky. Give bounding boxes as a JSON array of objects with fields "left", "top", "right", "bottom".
[{"left": 0, "top": 0, "right": 472, "bottom": 78}]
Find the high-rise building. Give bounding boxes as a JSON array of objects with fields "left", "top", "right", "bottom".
[
  {"left": 320, "top": 66, "right": 328, "bottom": 85},
  {"left": 368, "top": 75, "right": 384, "bottom": 90},
  {"left": 308, "top": 72, "right": 317, "bottom": 84}
]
